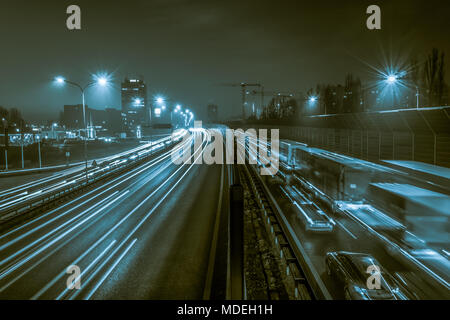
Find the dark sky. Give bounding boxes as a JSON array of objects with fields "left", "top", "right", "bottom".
[{"left": 1, "top": 0, "right": 449, "bottom": 122}]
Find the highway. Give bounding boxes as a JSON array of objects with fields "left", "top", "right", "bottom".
[
  {"left": 0, "top": 125, "right": 448, "bottom": 300},
  {"left": 238, "top": 134, "right": 449, "bottom": 300},
  {"left": 0, "top": 129, "right": 226, "bottom": 299}
]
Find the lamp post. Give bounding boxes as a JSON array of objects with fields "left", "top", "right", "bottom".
[
  {"left": 155, "top": 96, "right": 185, "bottom": 130},
  {"left": 37, "top": 131, "right": 42, "bottom": 168},
  {"left": 307, "top": 95, "right": 321, "bottom": 115},
  {"left": 55, "top": 75, "right": 109, "bottom": 182},
  {"left": 416, "top": 85, "right": 420, "bottom": 109},
  {"left": 2, "top": 118, "right": 8, "bottom": 171},
  {"left": 385, "top": 74, "right": 399, "bottom": 109},
  {"left": 20, "top": 123, "right": 24, "bottom": 169}
]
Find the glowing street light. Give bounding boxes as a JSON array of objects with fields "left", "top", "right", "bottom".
[
  {"left": 53, "top": 73, "right": 111, "bottom": 180},
  {"left": 156, "top": 97, "right": 164, "bottom": 104},
  {"left": 97, "top": 77, "right": 108, "bottom": 86},
  {"left": 386, "top": 75, "right": 397, "bottom": 85},
  {"left": 309, "top": 96, "right": 317, "bottom": 102}
]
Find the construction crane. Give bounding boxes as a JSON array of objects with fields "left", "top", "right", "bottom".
[{"left": 220, "top": 83, "right": 262, "bottom": 120}]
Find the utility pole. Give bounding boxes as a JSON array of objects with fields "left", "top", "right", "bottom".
[
  {"left": 2, "top": 118, "right": 8, "bottom": 171},
  {"left": 20, "top": 119, "right": 24, "bottom": 169},
  {"left": 82, "top": 91, "right": 88, "bottom": 182},
  {"left": 37, "top": 132, "right": 42, "bottom": 168},
  {"left": 416, "top": 86, "right": 420, "bottom": 109}
]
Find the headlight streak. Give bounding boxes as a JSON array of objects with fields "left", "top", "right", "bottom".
[
  {"left": 82, "top": 238, "right": 137, "bottom": 300},
  {"left": 79, "top": 131, "right": 208, "bottom": 300},
  {"left": 0, "top": 174, "right": 65, "bottom": 199},
  {"left": 0, "top": 132, "right": 201, "bottom": 299},
  {"left": 0, "top": 133, "right": 178, "bottom": 207},
  {"left": 0, "top": 138, "right": 190, "bottom": 262},
  {"left": 0, "top": 191, "right": 126, "bottom": 280},
  {"left": 55, "top": 239, "right": 118, "bottom": 300},
  {"left": 234, "top": 135, "right": 277, "bottom": 174},
  {"left": 0, "top": 192, "right": 28, "bottom": 205},
  {"left": 0, "top": 140, "right": 190, "bottom": 279},
  {"left": 0, "top": 134, "right": 191, "bottom": 245}
]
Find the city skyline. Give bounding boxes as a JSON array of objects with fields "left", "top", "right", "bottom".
[
  {"left": 0, "top": 0, "right": 449, "bottom": 122},
  {"left": 0, "top": 0, "right": 449, "bottom": 305}
]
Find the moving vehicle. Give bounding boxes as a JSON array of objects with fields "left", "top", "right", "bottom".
[
  {"left": 282, "top": 185, "right": 334, "bottom": 232},
  {"left": 325, "top": 251, "right": 402, "bottom": 300},
  {"left": 278, "top": 140, "right": 308, "bottom": 170},
  {"left": 335, "top": 202, "right": 406, "bottom": 236},
  {"left": 278, "top": 139, "right": 393, "bottom": 209}
]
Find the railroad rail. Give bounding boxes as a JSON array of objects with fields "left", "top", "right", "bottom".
[{"left": 240, "top": 163, "right": 332, "bottom": 300}]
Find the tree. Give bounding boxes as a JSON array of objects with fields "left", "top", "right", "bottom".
[
  {"left": 343, "top": 74, "right": 362, "bottom": 113},
  {"left": 8, "top": 108, "right": 23, "bottom": 126},
  {"left": 423, "top": 48, "right": 446, "bottom": 106},
  {"left": 0, "top": 106, "right": 8, "bottom": 120}
]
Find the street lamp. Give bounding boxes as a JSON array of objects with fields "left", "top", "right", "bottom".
[
  {"left": 386, "top": 75, "right": 397, "bottom": 85},
  {"left": 54, "top": 73, "right": 110, "bottom": 181},
  {"left": 2, "top": 118, "right": 8, "bottom": 170}
]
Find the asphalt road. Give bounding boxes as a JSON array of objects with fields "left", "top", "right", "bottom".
[
  {"left": 0, "top": 131, "right": 225, "bottom": 299},
  {"left": 268, "top": 177, "right": 449, "bottom": 300}
]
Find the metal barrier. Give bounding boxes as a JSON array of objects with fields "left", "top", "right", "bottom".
[
  {"left": 0, "top": 139, "right": 175, "bottom": 223},
  {"left": 239, "top": 106, "right": 450, "bottom": 167}
]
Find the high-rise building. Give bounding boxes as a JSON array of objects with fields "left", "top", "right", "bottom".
[
  {"left": 62, "top": 104, "right": 89, "bottom": 129},
  {"left": 121, "top": 77, "right": 149, "bottom": 135}
]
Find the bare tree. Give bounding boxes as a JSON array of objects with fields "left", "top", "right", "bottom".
[
  {"left": 437, "top": 51, "right": 446, "bottom": 105},
  {"left": 0, "top": 106, "right": 8, "bottom": 121},
  {"left": 424, "top": 48, "right": 446, "bottom": 106}
]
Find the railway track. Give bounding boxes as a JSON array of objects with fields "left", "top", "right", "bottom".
[{"left": 240, "top": 163, "right": 332, "bottom": 300}]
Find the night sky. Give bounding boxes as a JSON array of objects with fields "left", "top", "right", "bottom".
[{"left": 0, "top": 0, "right": 449, "bottom": 122}]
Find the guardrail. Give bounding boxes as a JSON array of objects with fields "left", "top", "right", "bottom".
[
  {"left": 0, "top": 136, "right": 179, "bottom": 224},
  {"left": 241, "top": 163, "right": 332, "bottom": 300},
  {"left": 0, "top": 162, "right": 84, "bottom": 178}
]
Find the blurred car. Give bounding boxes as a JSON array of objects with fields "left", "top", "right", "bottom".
[{"left": 325, "top": 251, "right": 403, "bottom": 300}]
